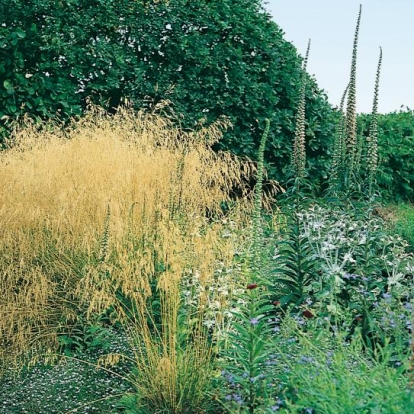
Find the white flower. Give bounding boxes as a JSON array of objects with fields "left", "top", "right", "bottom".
[
  {"left": 329, "top": 264, "right": 341, "bottom": 274},
  {"left": 358, "top": 235, "right": 367, "bottom": 245},
  {"left": 217, "top": 286, "right": 228, "bottom": 296},
  {"left": 388, "top": 272, "right": 403, "bottom": 286},
  {"left": 203, "top": 319, "right": 215, "bottom": 329},
  {"left": 405, "top": 264, "right": 414, "bottom": 274},
  {"left": 322, "top": 241, "right": 336, "bottom": 251},
  {"left": 311, "top": 221, "right": 324, "bottom": 230},
  {"left": 343, "top": 253, "right": 356, "bottom": 264}
]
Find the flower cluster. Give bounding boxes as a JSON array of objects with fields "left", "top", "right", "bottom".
[{"left": 297, "top": 205, "right": 413, "bottom": 300}]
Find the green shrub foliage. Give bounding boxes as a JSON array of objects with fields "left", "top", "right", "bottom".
[
  {"left": 358, "top": 108, "right": 414, "bottom": 202},
  {"left": 0, "top": 0, "right": 335, "bottom": 183}
]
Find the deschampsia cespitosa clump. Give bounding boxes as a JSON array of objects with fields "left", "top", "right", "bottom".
[{"left": 0, "top": 105, "right": 261, "bottom": 412}]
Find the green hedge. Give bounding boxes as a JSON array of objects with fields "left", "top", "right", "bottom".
[{"left": 358, "top": 109, "right": 414, "bottom": 202}]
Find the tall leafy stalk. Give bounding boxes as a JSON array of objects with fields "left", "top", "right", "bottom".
[
  {"left": 99, "top": 204, "right": 111, "bottom": 264},
  {"left": 220, "top": 120, "right": 277, "bottom": 413},
  {"left": 251, "top": 118, "right": 270, "bottom": 279},
  {"left": 292, "top": 40, "right": 311, "bottom": 183},
  {"left": 275, "top": 40, "right": 317, "bottom": 306},
  {"left": 345, "top": 4, "right": 362, "bottom": 184},
  {"left": 366, "top": 47, "right": 382, "bottom": 195},
  {"left": 329, "top": 84, "right": 349, "bottom": 195}
]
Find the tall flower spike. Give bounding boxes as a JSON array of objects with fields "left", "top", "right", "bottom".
[
  {"left": 252, "top": 118, "right": 270, "bottom": 277},
  {"left": 99, "top": 204, "right": 111, "bottom": 264},
  {"left": 292, "top": 39, "right": 311, "bottom": 180},
  {"left": 345, "top": 4, "right": 362, "bottom": 176},
  {"left": 367, "top": 47, "right": 382, "bottom": 190},
  {"left": 329, "top": 83, "right": 349, "bottom": 193}
]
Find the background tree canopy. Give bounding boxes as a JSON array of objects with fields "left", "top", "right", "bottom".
[
  {"left": 0, "top": 0, "right": 338, "bottom": 185},
  {"left": 358, "top": 108, "right": 414, "bottom": 202}
]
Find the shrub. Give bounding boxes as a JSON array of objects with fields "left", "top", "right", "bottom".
[{"left": 358, "top": 109, "right": 414, "bottom": 202}]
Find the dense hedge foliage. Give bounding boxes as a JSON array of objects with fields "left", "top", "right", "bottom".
[
  {"left": 358, "top": 108, "right": 414, "bottom": 202},
  {"left": 0, "top": 0, "right": 336, "bottom": 183},
  {"left": 2, "top": 0, "right": 411, "bottom": 201}
]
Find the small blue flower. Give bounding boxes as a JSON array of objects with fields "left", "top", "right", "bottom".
[
  {"left": 300, "top": 355, "right": 315, "bottom": 364},
  {"left": 250, "top": 318, "right": 259, "bottom": 326},
  {"left": 344, "top": 273, "right": 358, "bottom": 280},
  {"left": 233, "top": 394, "right": 244, "bottom": 405},
  {"left": 382, "top": 293, "right": 392, "bottom": 303},
  {"left": 226, "top": 374, "right": 235, "bottom": 384}
]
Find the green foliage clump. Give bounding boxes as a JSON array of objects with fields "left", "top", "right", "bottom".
[
  {"left": 358, "top": 108, "right": 414, "bottom": 202},
  {"left": 277, "top": 320, "right": 414, "bottom": 413},
  {"left": 387, "top": 203, "right": 414, "bottom": 251}
]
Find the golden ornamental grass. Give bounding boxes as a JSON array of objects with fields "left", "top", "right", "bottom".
[{"left": 0, "top": 106, "right": 255, "bottom": 411}]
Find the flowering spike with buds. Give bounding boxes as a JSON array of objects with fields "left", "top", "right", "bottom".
[
  {"left": 292, "top": 39, "right": 311, "bottom": 180},
  {"left": 329, "top": 83, "right": 349, "bottom": 193},
  {"left": 345, "top": 5, "right": 362, "bottom": 179},
  {"left": 367, "top": 47, "right": 382, "bottom": 192},
  {"left": 99, "top": 204, "right": 111, "bottom": 264},
  {"left": 251, "top": 118, "right": 270, "bottom": 280},
  {"left": 220, "top": 121, "right": 276, "bottom": 413}
]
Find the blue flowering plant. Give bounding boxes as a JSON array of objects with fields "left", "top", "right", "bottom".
[
  {"left": 218, "top": 282, "right": 279, "bottom": 412},
  {"left": 215, "top": 121, "right": 283, "bottom": 413}
]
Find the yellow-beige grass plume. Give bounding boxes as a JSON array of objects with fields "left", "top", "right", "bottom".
[{"left": 0, "top": 106, "right": 252, "bottom": 380}]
